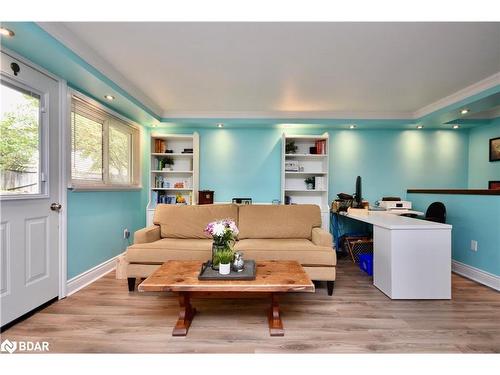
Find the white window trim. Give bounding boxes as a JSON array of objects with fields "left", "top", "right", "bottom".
[{"left": 68, "top": 89, "right": 142, "bottom": 191}]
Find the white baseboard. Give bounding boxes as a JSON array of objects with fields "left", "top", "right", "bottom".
[
  {"left": 66, "top": 252, "right": 124, "bottom": 296},
  {"left": 452, "top": 260, "right": 500, "bottom": 291}
]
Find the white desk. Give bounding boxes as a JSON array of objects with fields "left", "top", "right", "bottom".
[{"left": 340, "top": 211, "right": 452, "bottom": 299}]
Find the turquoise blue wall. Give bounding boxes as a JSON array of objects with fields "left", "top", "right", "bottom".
[
  {"left": 467, "top": 119, "right": 500, "bottom": 188},
  {"left": 67, "top": 129, "right": 150, "bottom": 279},
  {"left": 408, "top": 193, "right": 500, "bottom": 276},
  {"left": 330, "top": 129, "right": 469, "bottom": 203},
  {"left": 152, "top": 127, "right": 469, "bottom": 204},
  {"left": 67, "top": 191, "right": 144, "bottom": 278}
]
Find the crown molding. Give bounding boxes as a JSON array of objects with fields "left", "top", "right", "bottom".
[
  {"left": 37, "top": 22, "right": 164, "bottom": 116},
  {"left": 413, "top": 71, "right": 500, "bottom": 119},
  {"left": 161, "top": 110, "right": 414, "bottom": 120}
]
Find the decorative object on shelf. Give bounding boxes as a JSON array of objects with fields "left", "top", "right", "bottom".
[
  {"left": 174, "top": 182, "right": 184, "bottom": 188},
  {"left": 182, "top": 148, "right": 193, "bottom": 154},
  {"left": 165, "top": 149, "right": 173, "bottom": 153},
  {"left": 305, "top": 177, "right": 315, "bottom": 190},
  {"left": 205, "top": 219, "right": 239, "bottom": 270},
  {"left": 161, "top": 156, "right": 175, "bottom": 171},
  {"left": 309, "top": 146, "right": 317, "bottom": 154},
  {"left": 285, "top": 160, "right": 299, "bottom": 171},
  {"left": 232, "top": 197, "right": 252, "bottom": 204},
  {"left": 232, "top": 251, "right": 245, "bottom": 272},
  {"left": 198, "top": 190, "right": 214, "bottom": 204},
  {"left": 489, "top": 137, "right": 500, "bottom": 162},
  {"left": 489, "top": 181, "right": 500, "bottom": 189},
  {"left": 315, "top": 139, "right": 326, "bottom": 154},
  {"left": 175, "top": 194, "right": 186, "bottom": 204},
  {"left": 285, "top": 140, "right": 298, "bottom": 154}
]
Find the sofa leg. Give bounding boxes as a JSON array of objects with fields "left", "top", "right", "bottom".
[
  {"left": 127, "top": 277, "right": 136, "bottom": 292},
  {"left": 327, "top": 281, "right": 334, "bottom": 296}
]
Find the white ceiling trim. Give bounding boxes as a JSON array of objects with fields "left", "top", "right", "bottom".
[
  {"left": 160, "top": 110, "right": 414, "bottom": 120},
  {"left": 39, "top": 23, "right": 500, "bottom": 122},
  {"left": 413, "top": 71, "right": 500, "bottom": 119},
  {"left": 37, "top": 22, "right": 164, "bottom": 116}
]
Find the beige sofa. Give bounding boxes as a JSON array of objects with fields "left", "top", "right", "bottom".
[{"left": 117, "top": 204, "right": 336, "bottom": 294}]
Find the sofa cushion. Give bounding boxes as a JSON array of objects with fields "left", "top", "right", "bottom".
[
  {"left": 127, "top": 238, "right": 212, "bottom": 263},
  {"left": 238, "top": 204, "right": 322, "bottom": 239},
  {"left": 153, "top": 204, "right": 238, "bottom": 239},
  {"left": 234, "top": 239, "right": 336, "bottom": 266}
]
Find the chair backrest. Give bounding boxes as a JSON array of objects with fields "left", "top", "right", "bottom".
[{"left": 425, "top": 202, "right": 446, "bottom": 223}]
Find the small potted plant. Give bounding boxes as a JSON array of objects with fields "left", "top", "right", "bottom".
[
  {"left": 286, "top": 141, "right": 298, "bottom": 154},
  {"left": 162, "top": 157, "right": 174, "bottom": 171},
  {"left": 214, "top": 249, "right": 234, "bottom": 275},
  {"left": 305, "top": 177, "right": 315, "bottom": 190}
]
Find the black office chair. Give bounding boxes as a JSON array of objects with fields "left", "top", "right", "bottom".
[{"left": 425, "top": 202, "right": 446, "bottom": 223}]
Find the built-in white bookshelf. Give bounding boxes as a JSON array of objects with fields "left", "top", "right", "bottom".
[
  {"left": 146, "top": 132, "right": 199, "bottom": 226},
  {"left": 281, "top": 133, "right": 330, "bottom": 231}
]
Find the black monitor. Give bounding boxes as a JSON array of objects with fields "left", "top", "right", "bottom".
[{"left": 354, "top": 176, "right": 362, "bottom": 207}]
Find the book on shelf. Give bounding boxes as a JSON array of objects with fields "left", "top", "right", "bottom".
[
  {"left": 314, "top": 176, "right": 326, "bottom": 190},
  {"left": 154, "top": 139, "right": 166, "bottom": 153},
  {"left": 315, "top": 139, "right": 326, "bottom": 154}
]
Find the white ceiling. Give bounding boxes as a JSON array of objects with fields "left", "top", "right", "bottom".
[{"left": 44, "top": 22, "right": 500, "bottom": 118}]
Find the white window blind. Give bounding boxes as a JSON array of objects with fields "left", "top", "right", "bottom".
[{"left": 70, "top": 95, "right": 140, "bottom": 189}]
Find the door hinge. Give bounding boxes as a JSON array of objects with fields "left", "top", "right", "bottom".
[
  {"left": 41, "top": 172, "right": 46, "bottom": 182},
  {"left": 41, "top": 107, "right": 46, "bottom": 113}
]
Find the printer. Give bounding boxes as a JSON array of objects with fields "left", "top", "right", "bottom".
[{"left": 378, "top": 198, "right": 412, "bottom": 211}]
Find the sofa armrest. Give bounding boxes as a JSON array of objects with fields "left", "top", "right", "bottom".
[
  {"left": 134, "top": 225, "right": 161, "bottom": 244},
  {"left": 311, "top": 227, "right": 333, "bottom": 248}
]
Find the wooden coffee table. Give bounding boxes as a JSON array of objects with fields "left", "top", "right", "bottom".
[{"left": 138, "top": 260, "right": 314, "bottom": 336}]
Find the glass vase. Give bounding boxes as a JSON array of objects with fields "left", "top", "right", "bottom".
[{"left": 211, "top": 242, "right": 226, "bottom": 270}]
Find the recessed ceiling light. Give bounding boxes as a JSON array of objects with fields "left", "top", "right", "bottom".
[
  {"left": 460, "top": 109, "right": 469, "bottom": 115},
  {"left": 452, "top": 125, "right": 460, "bottom": 129},
  {"left": 104, "top": 94, "right": 115, "bottom": 101},
  {"left": 0, "top": 27, "right": 15, "bottom": 37},
  {"left": 217, "top": 123, "right": 224, "bottom": 128},
  {"left": 416, "top": 125, "right": 424, "bottom": 129},
  {"left": 349, "top": 125, "right": 356, "bottom": 129}
]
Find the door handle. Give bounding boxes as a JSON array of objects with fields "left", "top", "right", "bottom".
[{"left": 50, "top": 203, "right": 62, "bottom": 212}]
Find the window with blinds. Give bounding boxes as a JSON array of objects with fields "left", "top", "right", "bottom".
[{"left": 70, "top": 96, "right": 140, "bottom": 188}]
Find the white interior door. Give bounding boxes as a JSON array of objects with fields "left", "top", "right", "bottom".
[{"left": 1, "top": 51, "right": 60, "bottom": 327}]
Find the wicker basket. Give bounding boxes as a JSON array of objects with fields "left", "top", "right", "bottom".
[{"left": 344, "top": 236, "right": 373, "bottom": 263}]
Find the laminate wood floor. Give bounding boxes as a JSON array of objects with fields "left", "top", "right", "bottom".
[{"left": 2, "top": 258, "right": 499, "bottom": 353}]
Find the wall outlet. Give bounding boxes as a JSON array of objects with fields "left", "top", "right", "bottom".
[
  {"left": 470, "top": 240, "right": 478, "bottom": 252},
  {"left": 123, "top": 228, "right": 130, "bottom": 239}
]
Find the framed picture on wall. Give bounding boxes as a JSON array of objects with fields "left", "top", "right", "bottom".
[
  {"left": 490, "top": 137, "right": 500, "bottom": 161},
  {"left": 488, "top": 181, "right": 500, "bottom": 190}
]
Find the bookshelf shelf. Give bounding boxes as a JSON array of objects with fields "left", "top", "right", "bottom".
[
  {"left": 146, "top": 132, "right": 199, "bottom": 226},
  {"left": 151, "top": 170, "right": 193, "bottom": 174},
  {"left": 285, "top": 153, "right": 327, "bottom": 158},
  {"left": 281, "top": 132, "right": 330, "bottom": 231},
  {"left": 284, "top": 189, "right": 327, "bottom": 192},
  {"left": 151, "top": 152, "right": 193, "bottom": 157},
  {"left": 152, "top": 188, "right": 193, "bottom": 191}
]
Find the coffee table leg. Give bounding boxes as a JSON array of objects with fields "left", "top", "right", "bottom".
[
  {"left": 172, "top": 292, "right": 196, "bottom": 336},
  {"left": 268, "top": 293, "right": 284, "bottom": 336}
]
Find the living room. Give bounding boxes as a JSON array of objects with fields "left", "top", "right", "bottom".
[{"left": 1, "top": 1, "right": 500, "bottom": 373}]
